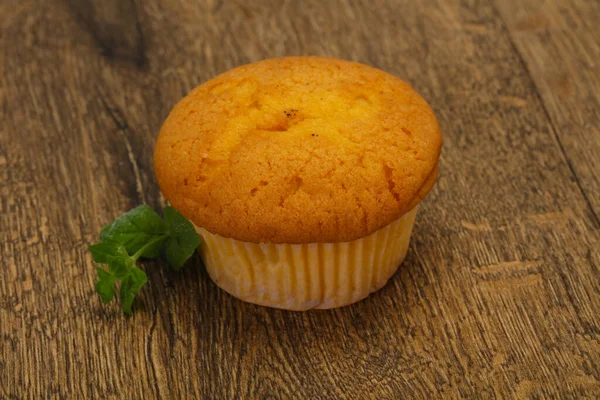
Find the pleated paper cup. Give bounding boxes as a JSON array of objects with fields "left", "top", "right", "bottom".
[{"left": 195, "top": 207, "right": 418, "bottom": 310}]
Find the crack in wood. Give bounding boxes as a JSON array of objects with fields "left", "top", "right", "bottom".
[
  {"left": 96, "top": 86, "right": 146, "bottom": 204},
  {"left": 146, "top": 307, "right": 162, "bottom": 400}
]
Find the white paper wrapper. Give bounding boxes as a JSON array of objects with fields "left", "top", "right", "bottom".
[{"left": 195, "top": 206, "right": 418, "bottom": 310}]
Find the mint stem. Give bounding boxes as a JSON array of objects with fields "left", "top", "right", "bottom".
[{"left": 131, "top": 234, "right": 169, "bottom": 261}]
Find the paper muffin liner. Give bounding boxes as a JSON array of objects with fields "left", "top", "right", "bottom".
[{"left": 195, "top": 206, "right": 418, "bottom": 310}]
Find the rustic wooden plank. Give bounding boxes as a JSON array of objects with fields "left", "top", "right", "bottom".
[
  {"left": 495, "top": 0, "right": 600, "bottom": 229},
  {"left": 0, "top": 1, "right": 163, "bottom": 399},
  {"left": 1, "top": 0, "right": 599, "bottom": 398}
]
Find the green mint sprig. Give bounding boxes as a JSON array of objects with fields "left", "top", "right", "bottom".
[{"left": 89, "top": 205, "right": 201, "bottom": 314}]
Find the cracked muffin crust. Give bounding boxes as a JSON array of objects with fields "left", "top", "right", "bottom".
[{"left": 154, "top": 56, "right": 442, "bottom": 244}]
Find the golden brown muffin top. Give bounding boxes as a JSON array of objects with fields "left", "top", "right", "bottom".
[{"left": 154, "top": 57, "right": 442, "bottom": 243}]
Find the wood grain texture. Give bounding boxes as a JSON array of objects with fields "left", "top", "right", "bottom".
[
  {"left": 496, "top": 0, "right": 600, "bottom": 229},
  {"left": 1, "top": 0, "right": 599, "bottom": 398}
]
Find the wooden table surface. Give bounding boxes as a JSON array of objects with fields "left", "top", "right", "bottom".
[{"left": 2, "top": 0, "right": 600, "bottom": 398}]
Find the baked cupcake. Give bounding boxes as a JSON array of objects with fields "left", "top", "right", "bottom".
[{"left": 154, "top": 56, "right": 442, "bottom": 310}]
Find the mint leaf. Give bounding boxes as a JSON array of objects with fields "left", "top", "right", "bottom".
[
  {"left": 89, "top": 241, "right": 127, "bottom": 264},
  {"left": 91, "top": 204, "right": 201, "bottom": 314},
  {"left": 95, "top": 267, "right": 116, "bottom": 303},
  {"left": 120, "top": 267, "right": 148, "bottom": 315},
  {"left": 100, "top": 205, "right": 167, "bottom": 257},
  {"left": 107, "top": 256, "right": 133, "bottom": 279},
  {"left": 90, "top": 241, "right": 134, "bottom": 278},
  {"left": 164, "top": 206, "right": 201, "bottom": 269}
]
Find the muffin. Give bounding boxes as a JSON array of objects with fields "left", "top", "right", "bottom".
[{"left": 154, "top": 56, "right": 442, "bottom": 310}]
